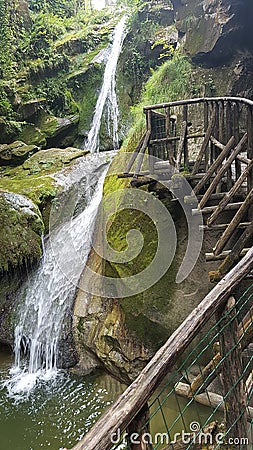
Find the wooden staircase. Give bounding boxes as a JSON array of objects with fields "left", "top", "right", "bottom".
[{"left": 120, "top": 96, "right": 253, "bottom": 278}]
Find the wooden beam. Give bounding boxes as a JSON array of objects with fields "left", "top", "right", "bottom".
[
  {"left": 210, "top": 136, "right": 250, "bottom": 164},
  {"left": 192, "top": 202, "right": 243, "bottom": 216},
  {"left": 217, "top": 221, "right": 253, "bottom": 274},
  {"left": 175, "top": 121, "right": 187, "bottom": 171},
  {"left": 214, "top": 188, "right": 253, "bottom": 255},
  {"left": 198, "top": 133, "right": 247, "bottom": 210},
  {"left": 149, "top": 132, "right": 205, "bottom": 145},
  {"left": 124, "top": 132, "right": 146, "bottom": 175},
  {"left": 206, "top": 248, "right": 249, "bottom": 261},
  {"left": 69, "top": 248, "right": 253, "bottom": 450},
  {"left": 194, "top": 136, "right": 235, "bottom": 195},
  {"left": 207, "top": 160, "right": 253, "bottom": 225},
  {"left": 200, "top": 222, "right": 250, "bottom": 231},
  {"left": 133, "top": 130, "right": 151, "bottom": 177}
]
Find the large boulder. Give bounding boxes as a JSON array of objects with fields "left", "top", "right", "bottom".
[
  {"left": 0, "top": 141, "right": 39, "bottom": 166},
  {"left": 0, "top": 192, "right": 44, "bottom": 274},
  {"left": 73, "top": 171, "right": 210, "bottom": 383}
]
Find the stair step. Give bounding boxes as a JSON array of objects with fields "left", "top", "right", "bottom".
[
  {"left": 206, "top": 248, "right": 250, "bottom": 261},
  {"left": 200, "top": 222, "right": 251, "bottom": 231},
  {"left": 192, "top": 202, "right": 243, "bottom": 215}
]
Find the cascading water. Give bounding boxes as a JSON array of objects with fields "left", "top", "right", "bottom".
[
  {"left": 5, "top": 153, "right": 113, "bottom": 397},
  {"left": 84, "top": 15, "right": 127, "bottom": 153}
]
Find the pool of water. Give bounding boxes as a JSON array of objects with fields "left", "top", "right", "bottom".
[{"left": 0, "top": 347, "right": 125, "bottom": 450}]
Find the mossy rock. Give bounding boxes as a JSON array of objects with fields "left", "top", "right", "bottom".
[
  {"left": 0, "top": 192, "right": 44, "bottom": 273},
  {"left": 0, "top": 146, "right": 89, "bottom": 232},
  {"left": 0, "top": 140, "right": 39, "bottom": 166},
  {"left": 22, "top": 147, "right": 88, "bottom": 174},
  {"left": 18, "top": 123, "right": 47, "bottom": 148},
  {"left": 38, "top": 113, "right": 79, "bottom": 146}
]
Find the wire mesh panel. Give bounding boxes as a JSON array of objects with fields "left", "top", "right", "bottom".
[{"left": 110, "top": 283, "right": 253, "bottom": 450}]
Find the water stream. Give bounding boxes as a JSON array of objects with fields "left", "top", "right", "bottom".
[
  {"left": 3, "top": 152, "right": 113, "bottom": 399},
  {"left": 84, "top": 15, "right": 127, "bottom": 153}
]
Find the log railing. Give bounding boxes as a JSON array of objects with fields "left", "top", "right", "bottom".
[
  {"left": 121, "top": 96, "right": 253, "bottom": 278},
  {"left": 123, "top": 96, "right": 253, "bottom": 194},
  {"left": 68, "top": 247, "right": 253, "bottom": 450}
]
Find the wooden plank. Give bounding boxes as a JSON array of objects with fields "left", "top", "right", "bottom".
[
  {"left": 218, "top": 221, "right": 253, "bottom": 273},
  {"left": 192, "top": 107, "right": 216, "bottom": 175},
  {"left": 149, "top": 132, "right": 205, "bottom": 145},
  {"left": 143, "top": 96, "right": 253, "bottom": 112},
  {"left": 210, "top": 136, "right": 250, "bottom": 164},
  {"left": 207, "top": 160, "right": 253, "bottom": 225},
  {"left": 70, "top": 248, "right": 253, "bottom": 450},
  {"left": 219, "top": 297, "right": 248, "bottom": 442},
  {"left": 198, "top": 133, "right": 247, "bottom": 210},
  {"left": 200, "top": 222, "right": 250, "bottom": 231},
  {"left": 206, "top": 248, "right": 249, "bottom": 261},
  {"left": 214, "top": 187, "right": 253, "bottom": 255},
  {"left": 194, "top": 135, "right": 235, "bottom": 195},
  {"left": 192, "top": 202, "right": 243, "bottom": 216}
]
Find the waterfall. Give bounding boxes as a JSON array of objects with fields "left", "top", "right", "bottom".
[
  {"left": 5, "top": 153, "right": 112, "bottom": 397},
  {"left": 84, "top": 15, "right": 127, "bottom": 153}
]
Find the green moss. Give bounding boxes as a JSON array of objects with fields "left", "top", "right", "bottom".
[
  {"left": 0, "top": 148, "right": 87, "bottom": 230},
  {"left": 0, "top": 193, "right": 44, "bottom": 273}
]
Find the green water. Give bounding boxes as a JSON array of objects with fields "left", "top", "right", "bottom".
[{"left": 0, "top": 347, "right": 125, "bottom": 450}]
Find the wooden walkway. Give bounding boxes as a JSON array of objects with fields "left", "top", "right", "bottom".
[{"left": 121, "top": 97, "right": 253, "bottom": 277}]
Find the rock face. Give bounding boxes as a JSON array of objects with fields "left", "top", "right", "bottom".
[
  {"left": 172, "top": 0, "right": 253, "bottom": 65},
  {"left": 73, "top": 174, "right": 210, "bottom": 383},
  {"left": 0, "top": 191, "right": 44, "bottom": 344},
  {"left": 0, "top": 192, "right": 44, "bottom": 273}
]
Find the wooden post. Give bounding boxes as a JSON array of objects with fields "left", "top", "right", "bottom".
[
  {"left": 219, "top": 100, "right": 224, "bottom": 144},
  {"left": 204, "top": 102, "right": 209, "bottom": 171},
  {"left": 147, "top": 110, "right": 154, "bottom": 175},
  {"left": 214, "top": 186, "right": 253, "bottom": 255},
  {"left": 198, "top": 133, "right": 247, "bottom": 210},
  {"left": 226, "top": 102, "right": 233, "bottom": 189},
  {"left": 247, "top": 105, "right": 253, "bottom": 192},
  {"left": 207, "top": 159, "right": 253, "bottom": 225},
  {"left": 126, "top": 404, "right": 152, "bottom": 450},
  {"left": 183, "top": 105, "right": 188, "bottom": 169},
  {"left": 219, "top": 297, "right": 248, "bottom": 445},
  {"left": 233, "top": 102, "right": 241, "bottom": 180},
  {"left": 192, "top": 106, "right": 216, "bottom": 175}
]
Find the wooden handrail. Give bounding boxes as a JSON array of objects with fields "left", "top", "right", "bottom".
[
  {"left": 69, "top": 247, "right": 253, "bottom": 450},
  {"left": 143, "top": 96, "right": 253, "bottom": 112}
]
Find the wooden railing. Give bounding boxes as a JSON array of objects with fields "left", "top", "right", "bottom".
[
  {"left": 122, "top": 96, "right": 253, "bottom": 277},
  {"left": 123, "top": 97, "right": 253, "bottom": 193},
  {"left": 68, "top": 247, "right": 253, "bottom": 450}
]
